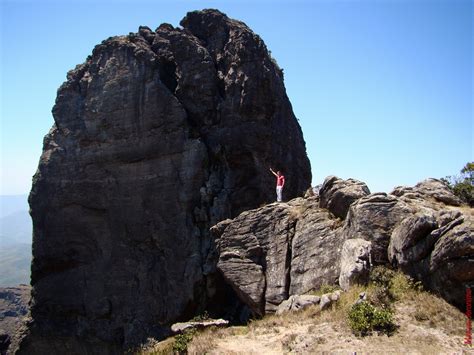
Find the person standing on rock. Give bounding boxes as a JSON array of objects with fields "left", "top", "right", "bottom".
[{"left": 270, "top": 168, "right": 285, "bottom": 202}]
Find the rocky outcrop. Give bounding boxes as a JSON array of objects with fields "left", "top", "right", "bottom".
[
  {"left": 213, "top": 197, "right": 345, "bottom": 316},
  {"left": 319, "top": 176, "right": 370, "bottom": 219},
  {"left": 391, "top": 178, "right": 462, "bottom": 206},
  {"left": 24, "top": 9, "right": 311, "bottom": 352},
  {"left": 213, "top": 176, "right": 473, "bottom": 315},
  {"left": 0, "top": 285, "right": 30, "bottom": 355}
]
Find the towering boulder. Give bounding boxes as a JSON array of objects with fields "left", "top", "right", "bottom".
[{"left": 23, "top": 9, "right": 311, "bottom": 352}]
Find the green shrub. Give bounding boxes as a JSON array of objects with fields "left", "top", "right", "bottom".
[
  {"left": 390, "top": 272, "right": 423, "bottom": 300},
  {"left": 348, "top": 301, "right": 397, "bottom": 336},
  {"left": 369, "top": 266, "right": 423, "bottom": 304},
  {"left": 369, "top": 266, "right": 396, "bottom": 288},
  {"left": 173, "top": 329, "right": 196, "bottom": 354}
]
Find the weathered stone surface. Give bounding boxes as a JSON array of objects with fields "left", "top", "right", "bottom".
[
  {"left": 290, "top": 199, "right": 344, "bottom": 295},
  {"left": 388, "top": 214, "right": 438, "bottom": 267},
  {"left": 24, "top": 9, "right": 311, "bottom": 352},
  {"left": 388, "top": 209, "right": 474, "bottom": 309},
  {"left": 319, "top": 294, "right": 332, "bottom": 310},
  {"left": 391, "top": 178, "right": 462, "bottom": 206},
  {"left": 341, "top": 193, "right": 413, "bottom": 264},
  {"left": 213, "top": 198, "right": 344, "bottom": 316},
  {"left": 319, "top": 176, "right": 370, "bottom": 219},
  {"left": 0, "top": 285, "right": 30, "bottom": 355},
  {"left": 275, "top": 295, "right": 320, "bottom": 315},
  {"left": 170, "top": 319, "right": 229, "bottom": 334},
  {"left": 339, "top": 239, "right": 372, "bottom": 291}
]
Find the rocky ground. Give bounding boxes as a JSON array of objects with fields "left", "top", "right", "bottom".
[{"left": 0, "top": 285, "right": 30, "bottom": 355}]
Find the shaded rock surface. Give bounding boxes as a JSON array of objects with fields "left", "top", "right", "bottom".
[
  {"left": 23, "top": 9, "right": 311, "bottom": 352},
  {"left": 0, "top": 285, "right": 30, "bottom": 355},
  {"left": 319, "top": 176, "right": 370, "bottom": 219}
]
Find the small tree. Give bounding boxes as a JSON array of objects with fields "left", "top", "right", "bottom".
[{"left": 442, "top": 162, "right": 474, "bottom": 206}]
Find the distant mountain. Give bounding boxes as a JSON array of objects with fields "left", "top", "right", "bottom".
[
  {"left": 0, "top": 243, "right": 31, "bottom": 286},
  {"left": 0, "top": 210, "right": 32, "bottom": 246},
  {"left": 0, "top": 194, "right": 29, "bottom": 218},
  {"left": 0, "top": 195, "right": 32, "bottom": 286}
]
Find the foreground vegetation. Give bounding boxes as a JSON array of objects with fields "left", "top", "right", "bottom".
[{"left": 139, "top": 267, "right": 467, "bottom": 354}]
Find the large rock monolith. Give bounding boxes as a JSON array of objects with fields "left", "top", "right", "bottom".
[{"left": 22, "top": 9, "right": 311, "bottom": 353}]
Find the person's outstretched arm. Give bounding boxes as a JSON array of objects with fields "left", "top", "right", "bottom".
[{"left": 269, "top": 168, "right": 278, "bottom": 177}]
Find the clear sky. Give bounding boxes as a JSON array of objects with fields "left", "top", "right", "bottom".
[{"left": 1, "top": 0, "right": 472, "bottom": 195}]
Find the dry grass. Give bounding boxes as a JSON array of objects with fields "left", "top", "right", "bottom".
[
  {"left": 187, "top": 326, "right": 249, "bottom": 354},
  {"left": 187, "top": 284, "right": 367, "bottom": 354},
  {"left": 306, "top": 283, "right": 341, "bottom": 297},
  {"left": 452, "top": 204, "right": 474, "bottom": 218},
  {"left": 142, "top": 272, "right": 469, "bottom": 354},
  {"left": 399, "top": 291, "right": 466, "bottom": 336}
]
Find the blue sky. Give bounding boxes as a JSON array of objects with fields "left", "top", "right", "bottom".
[{"left": 1, "top": 0, "right": 472, "bottom": 195}]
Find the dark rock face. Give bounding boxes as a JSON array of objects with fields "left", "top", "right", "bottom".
[
  {"left": 213, "top": 197, "right": 345, "bottom": 316},
  {"left": 319, "top": 176, "right": 370, "bottom": 219},
  {"left": 24, "top": 9, "right": 311, "bottom": 351},
  {"left": 0, "top": 285, "right": 30, "bottom": 355}
]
